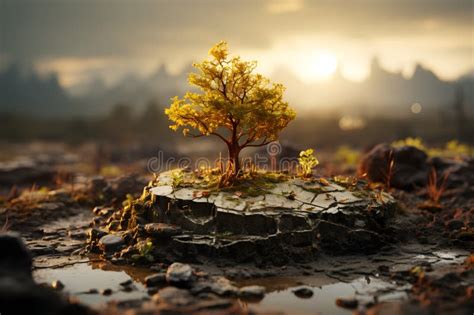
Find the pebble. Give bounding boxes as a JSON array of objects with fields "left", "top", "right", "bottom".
[
  {"left": 293, "top": 287, "right": 313, "bottom": 298},
  {"left": 101, "top": 288, "right": 113, "bottom": 296},
  {"left": 166, "top": 263, "right": 194, "bottom": 286},
  {"left": 145, "top": 273, "right": 167, "bottom": 287},
  {"left": 98, "top": 234, "right": 124, "bottom": 252}
]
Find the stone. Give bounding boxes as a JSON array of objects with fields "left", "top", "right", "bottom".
[
  {"left": 239, "top": 285, "right": 265, "bottom": 299},
  {"left": 190, "top": 276, "right": 239, "bottom": 296},
  {"left": 359, "top": 143, "right": 429, "bottom": 190},
  {"left": 98, "top": 234, "right": 124, "bottom": 252},
  {"left": 145, "top": 273, "right": 167, "bottom": 287},
  {"left": 166, "top": 263, "right": 194, "bottom": 286},
  {"left": 144, "top": 223, "right": 182, "bottom": 238},
  {"left": 293, "top": 287, "right": 313, "bottom": 298},
  {"left": 153, "top": 286, "right": 195, "bottom": 306},
  {"left": 101, "top": 288, "right": 113, "bottom": 295},
  {"left": 0, "top": 233, "right": 32, "bottom": 276}
]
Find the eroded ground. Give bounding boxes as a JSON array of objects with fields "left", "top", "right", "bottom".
[{"left": 1, "top": 143, "right": 473, "bottom": 315}]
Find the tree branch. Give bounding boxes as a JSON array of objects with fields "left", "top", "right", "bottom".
[{"left": 242, "top": 137, "right": 271, "bottom": 148}]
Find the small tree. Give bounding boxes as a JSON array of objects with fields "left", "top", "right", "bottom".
[{"left": 165, "top": 41, "right": 296, "bottom": 180}]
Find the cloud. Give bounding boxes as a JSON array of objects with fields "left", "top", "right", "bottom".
[
  {"left": 1, "top": 0, "right": 471, "bottom": 84},
  {"left": 266, "top": 0, "right": 304, "bottom": 14}
]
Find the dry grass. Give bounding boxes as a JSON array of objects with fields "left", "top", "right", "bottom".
[
  {"left": 379, "top": 150, "right": 395, "bottom": 191},
  {"left": 427, "top": 167, "right": 450, "bottom": 205}
]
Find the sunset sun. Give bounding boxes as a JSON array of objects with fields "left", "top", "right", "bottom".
[{"left": 296, "top": 51, "right": 338, "bottom": 82}]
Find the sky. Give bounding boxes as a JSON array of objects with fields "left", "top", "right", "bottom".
[{"left": 1, "top": 0, "right": 473, "bottom": 90}]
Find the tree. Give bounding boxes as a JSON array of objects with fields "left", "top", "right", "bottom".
[{"left": 165, "top": 41, "right": 296, "bottom": 180}]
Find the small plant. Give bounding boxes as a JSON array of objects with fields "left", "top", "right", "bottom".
[
  {"left": 133, "top": 240, "right": 154, "bottom": 262},
  {"left": 427, "top": 168, "right": 449, "bottom": 205},
  {"left": 171, "top": 169, "right": 184, "bottom": 188},
  {"left": 298, "top": 149, "right": 319, "bottom": 178}
]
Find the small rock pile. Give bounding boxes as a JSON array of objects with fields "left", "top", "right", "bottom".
[{"left": 132, "top": 262, "right": 266, "bottom": 313}]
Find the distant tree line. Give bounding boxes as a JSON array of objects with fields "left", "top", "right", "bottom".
[{"left": 0, "top": 100, "right": 175, "bottom": 147}]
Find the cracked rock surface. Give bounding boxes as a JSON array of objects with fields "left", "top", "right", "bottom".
[{"left": 141, "top": 171, "right": 398, "bottom": 262}]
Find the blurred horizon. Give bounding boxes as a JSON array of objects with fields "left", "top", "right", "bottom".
[{"left": 0, "top": 0, "right": 473, "bottom": 148}]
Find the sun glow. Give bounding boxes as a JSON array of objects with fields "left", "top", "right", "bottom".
[{"left": 295, "top": 51, "right": 338, "bottom": 82}]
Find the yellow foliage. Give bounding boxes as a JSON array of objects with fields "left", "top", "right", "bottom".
[
  {"left": 335, "top": 145, "right": 360, "bottom": 166},
  {"left": 392, "top": 137, "right": 426, "bottom": 150},
  {"left": 444, "top": 140, "right": 472, "bottom": 157},
  {"left": 298, "top": 149, "right": 319, "bottom": 177},
  {"left": 165, "top": 41, "right": 296, "bottom": 180},
  {"left": 392, "top": 137, "right": 473, "bottom": 159}
]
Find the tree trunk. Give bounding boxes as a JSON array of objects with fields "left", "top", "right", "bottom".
[{"left": 227, "top": 143, "right": 241, "bottom": 177}]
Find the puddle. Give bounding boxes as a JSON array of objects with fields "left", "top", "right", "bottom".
[
  {"left": 34, "top": 258, "right": 408, "bottom": 314},
  {"left": 34, "top": 261, "right": 151, "bottom": 306},
  {"left": 30, "top": 213, "right": 466, "bottom": 315},
  {"left": 238, "top": 276, "right": 408, "bottom": 315}
]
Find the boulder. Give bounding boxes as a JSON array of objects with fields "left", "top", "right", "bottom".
[
  {"left": 359, "top": 144, "right": 429, "bottom": 190},
  {"left": 0, "top": 233, "right": 32, "bottom": 276}
]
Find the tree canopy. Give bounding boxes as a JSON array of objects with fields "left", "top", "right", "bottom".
[{"left": 165, "top": 41, "right": 296, "bottom": 179}]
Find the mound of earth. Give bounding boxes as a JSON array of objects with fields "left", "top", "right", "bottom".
[{"left": 88, "top": 171, "right": 398, "bottom": 264}]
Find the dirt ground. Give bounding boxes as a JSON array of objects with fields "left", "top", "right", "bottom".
[{"left": 0, "top": 142, "right": 472, "bottom": 315}]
